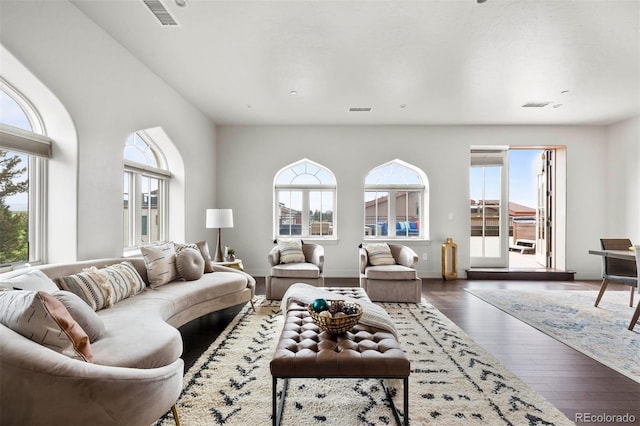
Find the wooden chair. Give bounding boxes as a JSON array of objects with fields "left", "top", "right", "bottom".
[{"left": 594, "top": 239, "right": 638, "bottom": 310}]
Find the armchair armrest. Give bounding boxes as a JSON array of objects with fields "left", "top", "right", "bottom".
[
  {"left": 303, "top": 243, "right": 325, "bottom": 273},
  {"left": 359, "top": 247, "right": 369, "bottom": 273},
  {"left": 267, "top": 246, "right": 280, "bottom": 266}
]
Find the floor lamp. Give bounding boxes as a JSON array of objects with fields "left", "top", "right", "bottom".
[{"left": 206, "top": 209, "right": 234, "bottom": 262}]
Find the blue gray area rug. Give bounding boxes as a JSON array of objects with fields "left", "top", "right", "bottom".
[
  {"left": 156, "top": 296, "right": 572, "bottom": 425},
  {"left": 465, "top": 288, "right": 639, "bottom": 383}
]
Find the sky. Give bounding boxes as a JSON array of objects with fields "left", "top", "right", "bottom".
[
  {"left": 509, "top": 150, "right": 543, "bottom": 209},
  {"left": 469, "top": 149, "right": 542, "bottom": 210}
]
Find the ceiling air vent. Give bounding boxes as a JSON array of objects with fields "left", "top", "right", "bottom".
[
  {"left": 142, "top": 0, "right": 179, "bottom": 26},
  {"left": 522, "top": 102, "right": 551, "bottom": 108},
  {"left": 349, "top": 107, "right": 372, "bottom": 112}
]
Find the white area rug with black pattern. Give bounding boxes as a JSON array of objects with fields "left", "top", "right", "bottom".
[{"left": 156, "top": 296, "right": 573, "bottom": 425}]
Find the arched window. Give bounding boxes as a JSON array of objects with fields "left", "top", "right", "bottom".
[
  {"left": 364, "top": 159, "right": 428, "bottom": 239},
  {"left": 274, "top": 159, "right": 336, "bottom": 238},
  {"left": 0, "top": 79, "right": 50, "bottom": 268},
  {"left": 123, "top": 131, "right": 170, "bottom": 248}
]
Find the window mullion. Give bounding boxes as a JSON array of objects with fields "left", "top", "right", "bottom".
[
  {"left": 134, "top": 173, "right": 142, "bottom": 245},
  {"left": 389, "top": 190, "right": 396, "bottom": 237},
  {"left": 302, "top": 190, "right": 310, "bottom": 237}
]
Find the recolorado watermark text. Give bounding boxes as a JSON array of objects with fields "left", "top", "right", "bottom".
[{"left": 575, "top": 412, "right": 636, "bottom": 423}]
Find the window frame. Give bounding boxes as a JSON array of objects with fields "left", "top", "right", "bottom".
[
  {"left": 274, "top": 159, "right": 337, "bottom": 239},
  {"left": 0, "top": 79, "right": 49, "bottom": 270},
  {"left": 364, "top": 159, "right": 427, "bottom": 240},
  {"left": 123, "top": 131, "right": 170, "bottom": 250}
]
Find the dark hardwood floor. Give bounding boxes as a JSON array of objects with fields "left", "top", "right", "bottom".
[{"left": 178, "top": 278, "right": 640, "bottom": 426}]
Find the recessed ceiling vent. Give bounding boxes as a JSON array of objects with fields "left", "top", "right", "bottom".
[
  {"left": 143, "top": 0, "right": 179, "bottom": 26},
  {"left": 522, "top": 102, "right": 551, "bottom": 108},
  {"left": 349, "top": 107, "right": 372, "bottom": 112}
]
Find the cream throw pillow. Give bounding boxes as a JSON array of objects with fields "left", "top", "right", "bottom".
[
  {"left": 277, "top": 238, "right": 306, "bottom": 264},
  {"left": 141, "top": 243, "right": 178, "bottom": 288},
  {"left": 364, "top": 243, "right": 396, "bottom": 266}
]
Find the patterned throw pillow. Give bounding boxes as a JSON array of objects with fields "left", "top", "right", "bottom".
[
  {"left": 57, "top": 268, "right": 113, "bottom": 311},
  {"left": 141, "top": 243, "right": 178, "bottom": 288},
  {"left": 0, "top": 290, "right": 93, "bottom": 362},
  {"left": 101, "top": 261, "right": 146, "bottom": 299},
  {"left": 57, "top": 261, "right": 146, "bottom": 311},
  {"left": 277, "top": 238, "right": 306, "bottom": 264},
  {"left": 364, "top": 243, "right": 396, "bottom": 266}
]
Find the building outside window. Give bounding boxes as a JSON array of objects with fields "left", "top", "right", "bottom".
[
  {"left": 0, "top": 81, "right": 50, "bottom": 269},
  {"left": 274, "top": 159, "right": 336, "bottom": 238},
  {"left": 123, "top": 131, "right": 169, "bottom": 248},
  {"left": 364, "top": 159, "right": 428, "bottom": 239}
]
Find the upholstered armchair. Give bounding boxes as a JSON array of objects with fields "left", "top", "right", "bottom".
[
  {"left": 266, "top": 242, "right": 325, "bottom": 299},
  {"left": 359, "top": 243, "right": 422, "bottom": 303}
]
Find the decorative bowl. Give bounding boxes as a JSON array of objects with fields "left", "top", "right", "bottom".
[{"left": 307, "top": 300, "right": 362, "bottom": 334}]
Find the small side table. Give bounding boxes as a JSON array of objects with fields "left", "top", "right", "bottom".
[{"left": 213, "top": 259, "right": 244, "bottom": 271}]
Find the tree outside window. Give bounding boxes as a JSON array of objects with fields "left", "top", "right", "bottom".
[{"left": 0, "top": 83, "right": 48, "bottom": 268}]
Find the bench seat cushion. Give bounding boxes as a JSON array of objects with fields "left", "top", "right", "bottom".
[
  {"left": 270, "top": 262, "right": 320, "bottom": 279},
  {"left": 365, "top": 264, "right": 417, "bottom": 280}
]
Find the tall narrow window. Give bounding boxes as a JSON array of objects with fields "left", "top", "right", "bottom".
[
  {"left": 364, "top": 159, "right": 427, "bottom": 239},
  {"left": 274, "top": 159, "right": 336, "bottom": 238},
  {"left": 123, "top": 131, "right": 169, "bottom": 248},
  {"left": 0, "top": 80, "right": 50, "bottom": 268}
]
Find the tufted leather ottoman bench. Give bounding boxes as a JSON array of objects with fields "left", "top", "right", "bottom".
[{"left": 270, "top": 287, "right": 410, "bottom": 425}]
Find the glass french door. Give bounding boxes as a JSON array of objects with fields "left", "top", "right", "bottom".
[
  {"left": 536, "top": 150, "right": 553, "bottom": 267},
  {"left": 470, "top": 149, "right": 509, "bottom": 268}
]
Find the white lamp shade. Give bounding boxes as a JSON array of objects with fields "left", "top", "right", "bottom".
[{"left": 206, "top": 209, "right": 234, "bottom": 229}]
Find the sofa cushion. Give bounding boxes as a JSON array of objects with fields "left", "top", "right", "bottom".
[
  {"left": 196, "top": 240, "right": 215, "bottom": 273},
  {"left": 277, "top": 238, "right": 305, "bottom": 264},
  {"left": 176, "top": 248, "right": 205, "bottom": 281},
  {"left": 141, "top": 243, "right": 178, "bottom": 288},
  {"left": 0, "top": 290, "right": 92, "bottom": 362},
  {"left": 53, "top": 290, "right": 106, "bottom": 342},
  {"left": 364, "top": 243, "right": 396, "bottom": 266},
  {"left": 270, "top": 262, "right": 320, "bottom": 279},
  {"left": 91, "top": 305, "right": 182, "bottom": 369},
  {"left": 0, "top": 269, "right": 59, "bottom": 293},
  {"left": 365, "top": 264, "right": 417, "bottom": 280}
]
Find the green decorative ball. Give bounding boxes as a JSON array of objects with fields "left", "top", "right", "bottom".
[{"left": 311, "top": 298, "right": 329, "bottom": 313}]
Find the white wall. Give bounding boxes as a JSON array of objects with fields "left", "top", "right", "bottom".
[
  {"left": 0, "top": 1, "right": 218, "bottom": 260},
  {"left": 217, "top": 125, "right": 610, "bottom": 279},
  {"left": 606, "top": 115, "right": 640, "bottom": 243},
  {"left": 2, "top": 1, "right": 635, "bottom": 277}
]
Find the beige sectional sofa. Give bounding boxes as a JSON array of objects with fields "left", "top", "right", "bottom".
[{"left": 0, "top": 256, "right": 255, "bottom": 426}]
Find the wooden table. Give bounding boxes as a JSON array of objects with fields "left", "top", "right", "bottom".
[
  {"left": 589, "top": 248, "right": 639, "bottom": 330},
  {"left": 213, "top": 259, "right": 244, "bottom": 271}
]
